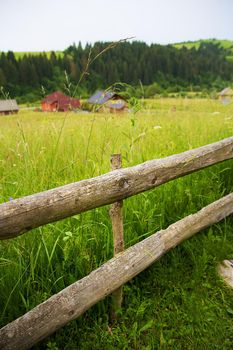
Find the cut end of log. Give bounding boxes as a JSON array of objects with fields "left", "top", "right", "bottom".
[{"left": 218, "top": 260, "right": 233, "bottom": 289}]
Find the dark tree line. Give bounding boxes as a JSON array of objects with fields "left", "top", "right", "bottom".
[{"left": 0, "top": 41, "right": 233, "bottom": 101}]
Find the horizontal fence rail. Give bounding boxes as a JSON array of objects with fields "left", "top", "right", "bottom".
[
  {"left": 1, "top": 193, "right": 232, "bottom": 350},
  {"left": 0, "top": 136, "right": 232, "bottom": 240}
]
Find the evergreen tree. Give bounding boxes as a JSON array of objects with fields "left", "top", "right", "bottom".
[
  {"left": 0, "top": 68, "right": 6, "bottom": 88},
  {"left": 0, "top": 40, "right": 233, "bottom": 100}
]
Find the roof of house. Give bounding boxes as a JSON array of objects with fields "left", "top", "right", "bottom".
[
  {"left": 42, "top": 91, "right": 68, "bottom": 104},
  {"left": 0, "top": 99, "right": 19, "bottom": 112},
  {"left": 88, "top": 90, "right": 126, "bottom": 105},
  {"left": 109, "top": 102, "right": 126, "bottom": 110},
  {"left": 219, "top": 87, "right": 233, "bottom": 96},
  {"left": 42, "top": 91, "right": 81, "bottom": 108}
]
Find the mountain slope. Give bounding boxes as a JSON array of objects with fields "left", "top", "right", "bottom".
[{"left": 173, "top": 39, "right": 233, "bottom": 61}]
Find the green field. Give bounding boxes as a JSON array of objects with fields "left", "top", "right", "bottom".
[
  {"left": 173, "top": 38, "right": 233, "bottom": 51},
  {"left": 12, "top": 51, "right": 64, "bottom": 59},
  {"left": 0, "top": 98, "right": 233, "bottom": 349},
  {"left": 173, "top": 39, "right": 233, "bottom": 62}
]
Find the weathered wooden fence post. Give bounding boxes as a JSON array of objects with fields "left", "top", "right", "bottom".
[{"left": 109, "top": 154, "right": 124, "bottom": 319}]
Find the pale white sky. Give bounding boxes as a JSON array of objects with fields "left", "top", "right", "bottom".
[{"left": 1, "top": 0, "right": 233, "bottom": 51}]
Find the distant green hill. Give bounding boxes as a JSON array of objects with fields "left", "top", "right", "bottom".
[
  {"left": 173, "top": 39, "right": 233, "bottom": 61},
  {"left": 12, "top": 51, "right": 64, "bottom": 59},
  {"left": 173, "top": 38, "right": 233, "bottom": 50},
  {"left": 1, "top": 39, "right": 233, "bottom": 103},
  {"left": 5, "top": 39, "right": 233, "bottom": 60}
]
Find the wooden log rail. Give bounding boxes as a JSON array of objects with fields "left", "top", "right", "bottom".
[
  {"left": 0, "top": 136, "right": 233, "bottom": 240},
  {"left": 0, "top": 193, "right": 232, "bottom": 350}
]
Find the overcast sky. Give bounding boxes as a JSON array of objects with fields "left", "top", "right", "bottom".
[{"left": 1, "top": 0, "right": 233, "bottom": 52}]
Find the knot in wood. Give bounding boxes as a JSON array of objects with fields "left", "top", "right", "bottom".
[
  {"left": 118, "top": 177, "right": 129, "bottom": 189},
  {"left": 151, "top": 175, "right": 158, "bottom": 185}
]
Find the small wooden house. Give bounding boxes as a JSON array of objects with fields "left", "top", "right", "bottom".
[
  {"left": 0, "top": 100, "right": 19, "bottom": 115},
  {"left": 219, "top": 87, "right": 233, "bottom": 104},
  {"left": 88, "top": 90, "right": 128, "bottom": 112},
  {"left": 41, "top": 92, "right": 81, "bottom": 112}
]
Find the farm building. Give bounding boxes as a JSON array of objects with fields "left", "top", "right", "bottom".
[
  {"left": 219, "top": 87, "right": 233, "bottom": 104},
  {"left": 88, "top": 90, "right": 128, "bottom": 112},
  {"left": 41, "top": 92, "right": 81, "bottom": 112},
  {"left": 0, "top": 100, "right": 19, "bottom": 115}
]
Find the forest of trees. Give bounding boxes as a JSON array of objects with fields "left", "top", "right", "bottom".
[{"left": 0, "top": 40, "right": 233, "bottom": 102}]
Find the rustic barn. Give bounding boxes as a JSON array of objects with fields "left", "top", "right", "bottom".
[
  {"left": 41, "top": 92, "right": 81, "bottom": 112},
  {"left": 219, "top": 87, "right": 233, "bottom": 104},
  {"left": 88, "top": 90, "right": 128, "bottom": 112},
  {"left": 0, "top": 100, "right": 19, "bottom": 115}
]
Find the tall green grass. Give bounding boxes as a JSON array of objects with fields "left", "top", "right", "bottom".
[{"left": 0, "top": 98, "right": 233, "bottom": 349}]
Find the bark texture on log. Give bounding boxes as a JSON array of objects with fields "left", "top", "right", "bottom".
[
  {"left": 0, "top": 137, "right": 232, "bottom": 240},
  {"left": 0, "top": 193, "right": 232, "bottom": 350}
]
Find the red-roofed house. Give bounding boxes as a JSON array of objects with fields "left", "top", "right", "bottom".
[{"left": 41, "top": 92, "right": 81, "bottom": 112}]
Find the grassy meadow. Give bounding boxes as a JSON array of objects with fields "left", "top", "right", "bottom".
[
  {"left": 173, "top": 39, "right": 233, "bottom": 61},
  {"left": 12, "top": 51, "right": 64, "bottom": 59},
  {"left": 0, "top": 98, "right": 233, "bottom": 349}
]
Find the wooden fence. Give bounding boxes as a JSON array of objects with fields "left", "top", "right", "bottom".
[{"left": 0, "top": 136, "right": 233, "bottom": 349}]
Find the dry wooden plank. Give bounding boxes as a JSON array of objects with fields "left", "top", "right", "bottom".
[
  {"left": 0, "top": 193, "right": 232, "bottom": 350},
  {"left": 0, "top": 136, "right": 232, "bottom": 240},
  {"left": 109, "top": 154, "right": 124, "bottom": 318}
]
